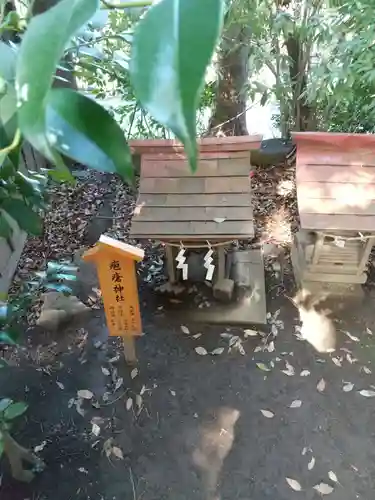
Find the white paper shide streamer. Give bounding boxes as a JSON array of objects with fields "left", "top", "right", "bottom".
[
  {"left": 176, "top": 245, "right": 188, "bottom": 280},
  {"left": 204, "top": 247, "right": 215, "bottom": 281}
]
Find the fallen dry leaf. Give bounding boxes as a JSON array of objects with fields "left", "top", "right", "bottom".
[
  {"left": 34, "top": 441, "right": 47, "bottom": 453},
  {"left": 169, "top": 389, "right": 176, "bottom": 396},
  {"left": 56, "top": 381, "right": 64, "bottom": 390},
  {"left": 359, "top": 389, "right": 375, "bottom": 397},
  {"left": 331, "top": 357, "right": 342, "bottom": 367},
  {"left": 260, "top": 409, "right": 274, "bottom": 418},
  {"left": 115, "top": 377, "right": 123, "bottom": 391},
  {"left": 286, "top": 477, "right": 302, "bottom": 491},
  {"left": 346, "top": 353, "right": 357, "bottom": 364},
  {"left": 220, "top": 333, "right": 232, "bottom": 339},
  {"left": 282, "top": 361, "right": 295, "bottom": 376},
  {"left": 77, "top": 389, "right": 93, "bottom": 400},
  {"left": 256, "top": 362, "right": 271, "bottom": 372},
  {"left": 301, "top": 447, "right": 308, "bottom": 456},
  {"left": 300, "top": 370, "right": 310, "bottom": 377},
  {"left": 112, "top": 446, "right": 124, "bottom": 460},
  {"left": 75, "top": 399, "right": 85, "bottom": 417},
  {"left": 244, "top": 329, "right": 258, "bottom": 337},
  {"left": 211, "top": 347, "right": 225, "bottom": 355},
  {"left": 126, "top": 397, "right": 133, "bottom": 410},
  {"left": 195, "top": 346, "right": 208, "bottom": 356},
  {"left": 317, "top": 378, "right": 326, "bottom": 392},
  {"left": 103, "top": 438, "right": 113, "bottom": 457},
  {"left": 192, "top": 333, "right": 202, "bottom": 339},
  {"left": 289, "top": 400, "right": 302, "bottom": 408},
  {"left": 366, "top": 327, "right": 373, "bottom": 335},
  {"left": 344, "top": 331, "right": 360, "bottom": 342},
  {"left": 130, "top": 368, "right": 138, "bottom": 379},
  {"left": 328, "top": 471, "right": 338, "bottom": 483},
  {"left": 307, "top": 457, "right": 315, "bottom": 470},
  {"left": 343, "top": 383, "right": 354, "bottom": 392},
  {"left": 313, "top": 483, "right": 334, "bottom": 495},
  {"left": 180, "top": 325, "right": 190, "bottom": 334},
  {"left": 135, "top": 394, "right": 143, "bottom": 408},
  {"left": 267, "top": 341, "right": 275, "bottom": 353},
  {"left": 92, "top": 423, "right": 100, "bottom": 436},
  {"left": 101, "top": 367, "right": 110, "bottom": 376},
  {"left": 363, "top": 366, "right": 372, "bottom": 374}
]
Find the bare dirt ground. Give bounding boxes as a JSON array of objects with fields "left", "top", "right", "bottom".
[
  {"left": 2, "top": 163, "right": 375, "bottom": 499},
  {"left": 2, "top": 283, "right": 375, "bottom": 500}
]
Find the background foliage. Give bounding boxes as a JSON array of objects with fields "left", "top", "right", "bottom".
[{"left": 0, "top": 0, "right": 374, "bottom": 278}]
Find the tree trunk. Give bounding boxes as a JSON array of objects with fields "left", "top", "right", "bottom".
[
  {"left": 285, "top": 35, "right": 316, "bottom": 131},
  {"left": 208, "top": 23, "right": 249, "bottom": 136}
]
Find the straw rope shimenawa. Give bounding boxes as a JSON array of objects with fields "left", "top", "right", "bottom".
[{"left": 161, "top": 240, "right": 234, "bottom": 249}]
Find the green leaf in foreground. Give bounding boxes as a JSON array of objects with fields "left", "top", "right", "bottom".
[
  {"left": 130, "top": 0, "right": 224, "bottom": 172},
  {"left": 46, "top": 88, "right": 133, "bottom": 181},
  {"left": 0, "top": 214, "right": 12, "bottom": 240},
  {"left": 0, "top": 331, "right": 17, "bottom": 345},
  {"left": 1, "top": 198, "right": 42, "bottom": 235},
  {"left": 0, "top": 41, "right": 17, "bottom": 82},
  {"left": 15, "top": 0, "right": 99, "bottom": 160},
  {"left": 0, "top": 398, "right": 13, "bottom": 413},
  {"left": 4, "top": 401, "right": 28, "bottom": 421}
]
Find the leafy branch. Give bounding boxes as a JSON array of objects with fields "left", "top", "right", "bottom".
[{"left": 0, "top": 398, "right": 44, "bottom": 483}]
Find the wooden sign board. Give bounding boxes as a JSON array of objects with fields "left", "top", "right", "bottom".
[{"left": 82, "top": 235, "right": 144, "bottom": 338}]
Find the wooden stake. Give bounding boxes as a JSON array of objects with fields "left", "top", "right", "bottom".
[{"left": 123, "top": 336, "right": 137, "bottom": 364}]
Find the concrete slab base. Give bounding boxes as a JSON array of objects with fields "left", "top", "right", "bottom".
[
  {"left": 300, "top": 280, "right": 364, "bottom": 300},
  {"left": 188, "top": 249, "right": 267, "bottom": 326}
]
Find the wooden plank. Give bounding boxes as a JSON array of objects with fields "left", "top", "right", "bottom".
[
  {"left": 123, "top": 337, "right": 137, "bottom": 365},
  {"left": 297, "top": 182, "right": 375, "bottom": 200},
  {"left": 133, "top": 206, "right": 253, "bottom": 222},
  {"left": 130, "top": 220, "right": 255, "bottom": 238},
  {"left": 139, "top": 176, "right": 249, "bottom": 194},
  {"left": 130, "top": 136, "right": 262, "bottom": 155},
  {"left": 141, "top": 159, "right": 217, "bottom": 178},
  {"left": 137, "top": 193, "right": 252, "bottom": 207},
  {"left": 305, "top": 246, "right": 362, "bottom": 260},
  {"left": 298, "top": 150, "right": 375, "bottom": 167},
  {"left": 218, "top": 157, "right": 250, "bottom": 173},
  {"left": 141, "top": 157, "right": 250, "bottom": 178},
  {"left": 297, "top": 164, "right": 375, "bottom": 183},
  {"left": 143, "top": 151, "right": 251, "bottom": 161},
  {"left": 303, "top": 269, "right": 366, "bottom": 283},
  {"left": 300, "top": 213, "right": 375, "bottom": 231},
  {"left": 297, "top": 198, "right": 375, "bottom": 215}
]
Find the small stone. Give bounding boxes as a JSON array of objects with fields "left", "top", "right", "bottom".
[
  {"left": 213, "top": 278, "right": 235, "bottom": 302},
  {"left": 37, "top": 292, "right": 90, "bottom": 330}
]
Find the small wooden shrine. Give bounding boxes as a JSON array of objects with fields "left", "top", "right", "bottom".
[
  {"left": 129, "top": 136, "right": 262, "bottom": 284},
  {"left": 292, "top": 132, "right": 375, "bottom": 290}
]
